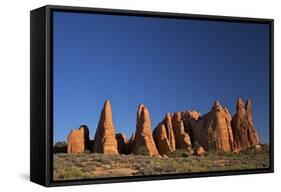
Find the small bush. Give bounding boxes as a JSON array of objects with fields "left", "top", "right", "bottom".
[
  {"left": 82, "top": 166, "right": 95, "bottom": 173},
  {"left": 62, "top": 168, "right": 84, "bottom": 180},
  {"left": 136, "top": 146, "right": 149, "bottom": 156},
  {"left": 137, "top": 167, "right": 155, "bottom": 175},
  {"left": 84, "top": 149, "right": 91, "bottom": 154},
  {"left": 168, "top": 149, "right": 189, "bottom": 158}
]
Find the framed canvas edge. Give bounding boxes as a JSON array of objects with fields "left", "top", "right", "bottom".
[{"left": 36, "top": 4, "right": 274, "bottom": 187}]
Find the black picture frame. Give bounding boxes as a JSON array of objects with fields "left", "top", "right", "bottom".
[{"left": 30, "top": 4, "right": 274, "bottom": 187}]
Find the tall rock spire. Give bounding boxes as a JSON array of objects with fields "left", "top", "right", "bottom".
[
  {"left": 163, "top": 112, "right": 176, "bottom": 151},
  {"left": 133, "top": 104, "right": 159, "bottom": 156},
  {"left": 93, "top": 100, "right": 118, "bottom": 155},
  {"left": 172, "top": 112, "right": 191, "bottom": 149},
  {"left": 231, "top": 98, "right": 259, "bottom": 150}
]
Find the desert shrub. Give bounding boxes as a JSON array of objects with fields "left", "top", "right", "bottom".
[
  {"left": 79, "top": 157, "right": 89, "bottom": 164},
  {"left": 136, "top": 146, "right": 149, "bottom": 156},
  {"left": 137, "top": 166, "right": 155, "bottom": 175},
  {"left": 158, "top": 162, "right": 175, "bottom": 173},
  {"left": 71, "top": 157, "right": 84, "bottom": 167},
  {"left": 84, "top": 149, "right": 91, "bottom": 154},
  {"left": 217, "top": 151, "right": 237, "bottom": 157},
  {"left": 205, "top": 148, "right": 236, "bottom": 157},
  {"left": 109, "top": 154, "right": 124, "bottom": 162},
  {"left": 168, "top": 149, "right": 189, "bottom": 158},
  {"left": 81, "top": 165, "right": 95, "bottom": 173},
  {"left": 62, "top": 167, "right": 84, "bottom": 179},
  {"left": 240, "top": 144, "right": 270, "bottom": 156},
  {"left": 92, "top": 161, "right": 102, "bottom": 167},
  {"left": 92, "top": 154, "right": 113, "bottom": 165},
  {"left": 133, "top": 163, "right": 142, "bottom": 170},
  {"left": 100, "top": 156, "right": 113, "bottom": 165}
]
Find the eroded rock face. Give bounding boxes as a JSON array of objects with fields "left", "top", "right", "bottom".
[
  {"left": 153, "top": 112, "right": 176, "bottom": 155},
  {"left": 231, "top": 98, "right": 259, "bottom": 150},
  {"left": 133, "top": 104, "right": 159, "bottom": 156},
  {"left": 116, "top": 133, "right": 129, "bottom": 154},
  {"left": 67, "top": 99, "right": 259, "bottom": 155},
  {"left": 79, "top": 125, "right": 91, "bottom": 151},
  {"left": 172, "top": 112, "right": 191, "bottom": 150},
  {"left": 163, "top": 113, "right": 176, "bottom": 151},
  {"left": 186, "top": 111, "right": 201, "bottom": 120},
  {"left": 153, "top": 124, "right": 172, "bottom": 155},
  {"left": 185, "top": 113, "right": 207, "bottom": 149},
  {"left": 128, "top": 133, "right": 135, "bottom": 154},
  {"left": 93, "top": 100, "right": 118, "bottom": 155},
  {"left": 205, "top": 101, "right": 234, "bottom": 151},
  {"left": 186, "top": 101, "right": 234, "bottom": 151},
  {"left": 67, "top": 127, "right": 85, "bottom": 153},
  {"left": 194, "top": 146, "right": 205, "bottom": 156},
  {"left": 182, "top": 110, "right": 201, "bottom": 144}
]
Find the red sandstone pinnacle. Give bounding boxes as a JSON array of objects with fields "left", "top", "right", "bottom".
[
  {"left": 153, "top": 124, "right": 172, "bottom": 155},
  {"left": 133, "top": 104, "right": 159, "bottom": 156},
  {"left": 92, "top": 100, "right": 119, "bottom": 155},
  {"left": 231, "top": 98, "right": 259, "bottom": 150},
  {"left": 172, "top": 112, "right": 192, "bottom": 150},
  {"left": 186, "top": 101, "right": 234, "bottom": 151}
]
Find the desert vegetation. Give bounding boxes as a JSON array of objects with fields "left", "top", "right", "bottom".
[{"left": 53, "top": 144, "right": 269, "bottom": 180}]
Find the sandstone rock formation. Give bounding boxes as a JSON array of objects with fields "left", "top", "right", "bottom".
[
  {"left": 65, "top": 98, "right": 260, "bottom": 156},
  {"left": 79, "top": 125, "right": 91, "bottom": 151},
  {"left": 116, "top": 133, "right": 129, "bottom": 154},
  {"left": 181, "top": 110, "right": 201, "bottom": 144},
  {"left": 67, "top": 127, "right": 85, "bottom": 153},
  {"left": 162, "top": 113, "right": 176, "bottom": 151},
  {"left": 185, "top": 101, "right": 234, "bottom": 151},
  {"left": 172, "top": 112, "right": 191, "bottom": 150},
  {"left": 153, "top": 124, "right": 172, "bottom": 155},
  {"left": 205, "top": 101, "right": 234, "bottom": 151},
  {"left": 231, "top": 98, "right": 259, "bottom": 150},
  {"left": 93, "top": 100, "right": 119, "bottom": 155},
  {"left": 194, "top": 146, "right": 205, "bottom": 156},
  {"left": 132, "top": 104, "right": 159, "bottom": 156},
  {"left": 128, "top": 133, "right": 135, "bottom": 154},
  {"left": 152, "top": 112, "right": 176, "bottom": 155},
  {"left": 184, "top": 112, "right": 207, "bottom": 148}
]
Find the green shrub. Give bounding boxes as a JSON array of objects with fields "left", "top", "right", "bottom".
[
  {"left": 168, "top": 149, "right": 189, "bottom": 158},
  {"left": 137, "top": 167, "right": 155, "bottom": 175},
  {"left": 136, "top": 146, "right": 149, "bottom": 156},
  {"left": 84, "top": 149, "right": 91, "bottom": 154},
  {"left": 62, "top": 168, "right": 84, "bottom": 179}
]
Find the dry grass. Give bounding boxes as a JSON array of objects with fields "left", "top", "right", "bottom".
[{"left": 53, "top": 145, "right": 270, "bottom": 181}]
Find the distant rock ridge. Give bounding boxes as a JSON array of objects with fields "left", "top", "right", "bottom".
[{"left": 66, "top": 98, "right": 260, "bottom": 156}]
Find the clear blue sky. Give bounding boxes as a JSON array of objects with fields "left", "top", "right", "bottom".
[{"left": 53, "top": 11, "right": 270, "bottom": 144}]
